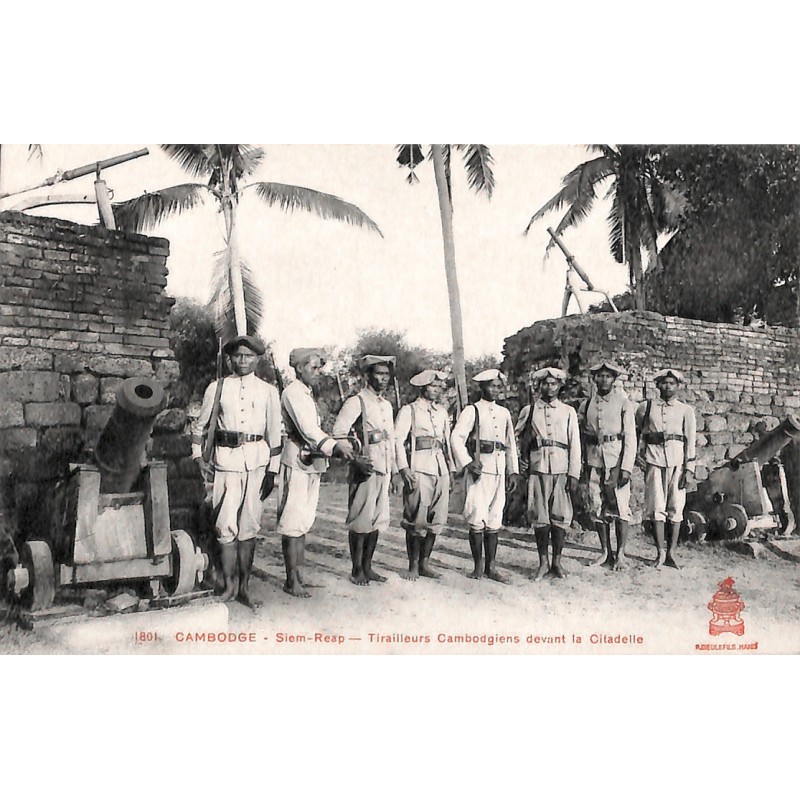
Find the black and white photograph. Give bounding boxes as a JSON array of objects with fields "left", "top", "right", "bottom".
[{"left": 1, "top": 142, "right": 798, "bottom": 656}]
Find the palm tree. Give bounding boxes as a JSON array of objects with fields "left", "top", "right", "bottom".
[
  {"left": 524, "top": 145, "right": 684, "bottom": 311},
  {"left": 396, "top": 144, "right": 495, "bottom": 411},
  {"left": 113, "top": 145, "right": 382, "bottom": 340}
]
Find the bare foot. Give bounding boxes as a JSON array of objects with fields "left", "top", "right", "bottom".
[
  {"left": 664, "top": 554, "right": 681, "bottom": 570},
  {"left": 220, "top": 577, "right": 239, "bottom": 603},
  {"left": 237, "top": 589, "right": 262, "bottom": 609},
  {"left": 283, "top": 579, "right": 311, "bottom": 598},
  {"left": 651, "top": 553, "right": 666, "bottom": 569},
  {"left": 549, "top": 562, "right": 567, "bottom": 579},
  {"left": 364, "top": 568, "right": 387, "bottom": 583},
  {"left": 485, "top": 568, "right": 508, "bottom": 583},
  {"left": 533, "top": 560, "right": 550, "bottom": 582},
  {"left": 467, "top": 558, "right": 484, "bottom": 580},
  {"left": 350, "top": 567, "right": 370, "bottom": 586},
  {"left": 613, "top": 553, "right": 628, "bottom": 571},
  {"left": 419, "top": 563, "right": 441, "bottom": 580},
  {"left": 589, "top": 550, "right": 611, "bottom": 567},
  {"left": 402, "top": 565, "right": 419, "bottom": 582}
]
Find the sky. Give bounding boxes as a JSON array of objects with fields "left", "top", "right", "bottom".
[{"left": 0, "top": 143, "right": 627, "bottom": 370}]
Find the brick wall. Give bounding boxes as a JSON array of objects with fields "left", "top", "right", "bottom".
[
  {"left": 0, "top": 211, "right": 202, "bottom": 563},
  {"left": 502, "top": 311, "right": 800, "bottom": 486}
]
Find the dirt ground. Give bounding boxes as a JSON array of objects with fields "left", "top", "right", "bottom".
[{"left": 2, "top": 482, "right": 799, "bottom": 655}]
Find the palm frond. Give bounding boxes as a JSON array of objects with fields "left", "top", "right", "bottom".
[
  {"left": 208, "top": 249, "right": 264, "bottom": 340},
  {"left": 396, "top": 144, "right": 424, "bottom": 185},
  {"left": 215, "top": 144, "right": 265, "bottom": 180},
  {"left": 249, "top": 182, "right": 383, "bottom": 236},
  {"left": 607, "top": 194, "right": 624, "bottom": 263},
  {"left": 112, "top": 184, "right": 210, "bottom": 232},
  {"left": 524, "top": 155, "right": 615, "bottom": 234},
  {"left": 457, "top": 144, "right": 495, "bottom": 198},
  {"left": 160, "top": 145, "right": 217, "bottom": 179}
]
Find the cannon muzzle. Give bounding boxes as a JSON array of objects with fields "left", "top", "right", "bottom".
[
  {"left": 95, "top": 377, "right": 166, "bottom": 493},
  {"left": 728, "top": 415, "right": 800, "bottom": 468}
]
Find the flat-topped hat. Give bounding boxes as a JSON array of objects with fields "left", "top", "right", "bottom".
[
  {"left": 410, "top": 369, "right": 447, "bottom": 387},
  {"left": 472, "top": 368, "right": 506, "bottom": 383},
  {"left": 289, "top": 347, "right": 327, "bottom": 368},
  {"left": 589, "top": 360, "right": 624, "bottom": 377},
  {"left": 532, "top": 366, "right": 567, "bottom": 383},
  {"left": 223, "top": 334, "right": 265, "bottom": 356},
  {"left": 359, "top": 354, "right": 397, "bottom": 369},
  {"left": 653, "top": 368, "right": 685, "bottom": 384}
]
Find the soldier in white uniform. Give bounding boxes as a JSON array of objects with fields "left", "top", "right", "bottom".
[
  {"left": 333, "top": 355, "right": 396, "bottom": 586},
  {"left": 636, "top": 368, "right": 696, "bottom": 569},
  {"left": 394, "top": 369, "right": 453, "bottom": 581},
  {"left": 451, "top": 369, "right": 521, "bottom": 582},
  {"left": 516, "top": 367, "right": 581, "bottom": 581},
  {"left": 278, "top": 348, "right": 355, "bottom": 597},
  {"left": 579, "top": 361, "right": 637, "bottom": 571},
  {"left": 192, "top": 335, "right": 282, "bottom": 607}
]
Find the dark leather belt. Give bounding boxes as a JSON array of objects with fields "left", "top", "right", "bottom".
[
  {"left": 533, "top": 439, "right": 568, "bottom": 450},
  {"left": 415, "top": 436, "right": 443, "bottom": 450},
  {"left": 479, "top": 440, "right": 506, "bottom": 454},
  {"left": 215, "top": 431, "right": 264, "bottom": 448},
  {"left": 585, "top": 433, "right": 623, "bottom": 445},
  {"left": 644, "top": 432, "right": 685, "bottom": 444}
]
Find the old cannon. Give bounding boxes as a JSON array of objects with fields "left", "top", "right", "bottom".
[
  {"left": 684, "top": 415, "right": 800, "bottom": 542},
  {"left": 6, "top": 377, "right": 207, "bottom": 610}
]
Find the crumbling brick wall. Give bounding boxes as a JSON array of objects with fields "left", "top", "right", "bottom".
[
  {"left": 0, "top": 211, "right": 202, "bottom": 564},
  {"left": 502, "top": 311, "right": 800, "bottom": 522}
]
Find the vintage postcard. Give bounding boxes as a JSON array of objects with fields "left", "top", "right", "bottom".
[{"left": 1, "top": 143, "right": 798, "bottom": 656}]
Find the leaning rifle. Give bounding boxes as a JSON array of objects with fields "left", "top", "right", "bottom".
[
  {"left": 202, "top": 339, "right": 225, "bottom": 463},
  {"left": 268, "top": 348, "right": 285, "bottom": 394}
]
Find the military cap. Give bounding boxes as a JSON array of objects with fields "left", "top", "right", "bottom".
[
  {"left": 359, "top": 354, "right": 397, "bottom": 369},
  {"left": 289, "top": 347, "right": 327, "bottom": 369},
  {"left": 410, "top": 369, "right": 447, "bottom": 387},
  {"left": 472, "top": 368, "right": 506, "bottom": 383},
  {"left": 653, "top": 368, "right": 685, "bottom": 384},
  {"left": 532, "top": 367, "right": 567, "bottom": 383},
  {"left": 223, "top": 335, "right": 265, "bottom": 356},
  {"left": 589, "top": 360, "right": 624, "bottom": 377}
]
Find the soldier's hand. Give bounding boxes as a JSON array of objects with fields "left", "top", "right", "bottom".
[
  {"left": 195, "top": 458, "right": 214, "bottom": 484},
  {"left": 466, "top": 459, "right": 483, "bottom": 478},
  {"left": 400, "top": 468, "right": 417, "bottom": 491},
  {"left": 391, "top": 472, "right": 405, "bottom": 495},
  {"left": 634, "top": 453, "right": 646, "bottom": 470},
  {"left": 506, "top": 473, "right": 523, "bottom": 493},
  {"left": 618, "top": 469, "right": 631, "bottom": 488},
  {"left": 333, "top": 440, "right": 355, "bottom": 461},
  {"left": 678, "top": 469, "right": 694, "bottom": 490},
  {"left": 568, "top": 475, "right": 579, "bottom": 495},
  {"left": 260, "top": 471, "right": 276, "bottom": 500}
]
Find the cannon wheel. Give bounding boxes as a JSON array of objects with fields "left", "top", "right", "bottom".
[
  {"left": 163, "top": 530, "right": 198, "bottom": 597},
  {"left": 684, "top": 511, "right": 708, "bottom": 542},
  {"left": 720, "top": 503, "right": 749, "bottom": 540},
  {"left": 20, "top": 541, "right": 55, "bottom": 611}
]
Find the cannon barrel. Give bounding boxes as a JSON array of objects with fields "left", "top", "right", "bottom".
[
  {"left": 728, "top": 415, "right": 800, "bottom": 468},
  {"left": 94, "top": 377, "right": 166, "bottom": 493}
]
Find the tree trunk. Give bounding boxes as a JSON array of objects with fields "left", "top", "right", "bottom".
[
  {"left": 223, "top": 201, "right": 247, "bottom": 336},
  {"left": 626, "top": 222, "right": 646, "bottom": 311},
  {"left": 431, "top": 144, "right": 468, "bottom": 412}
]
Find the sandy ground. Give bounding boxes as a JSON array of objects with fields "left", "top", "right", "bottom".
[{"left": 2, "top": 482, "right": 799, "bottom": 655}]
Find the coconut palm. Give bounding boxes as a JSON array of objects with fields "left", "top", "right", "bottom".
[
  {"left": 396, "top": 144, "right": 495, "bottom": 411},
  {"left": 113, "top": 144, "right": 382, "bottom": 340},
  {"left": 524, "top": 145, "right": 684, "bottom": 311}
]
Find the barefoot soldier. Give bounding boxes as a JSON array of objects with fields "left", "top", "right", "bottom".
[
  {"left": 636, "top": 368, "right": 696, "bottom": 569},
  {"left": 333, "top": 355, "right": 397, "bottom": 586},
  {"left": 278, "top": 348, "right": 355, "bottom": 597},
  {"left": 191, "top": 335, "right": 282, "bottom": 608},
  {"left": 580, "top": 361, "right": 636, "bottom": 571},
  {"left": 394, "top": 369, "right": 453, "bottom": 581},
  {"left": 451, "top": 369, "right": 521, "bottom": 582},
  {"left": 516, "top": 367, "right": 581, "bottom": 581}
]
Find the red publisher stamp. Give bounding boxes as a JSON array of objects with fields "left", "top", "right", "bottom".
[{"left": 708, "top": 577, "right": 745, "bottom": 636}]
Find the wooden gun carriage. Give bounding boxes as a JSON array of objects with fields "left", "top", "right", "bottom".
[{"left": 6, "top": 377, "right": 207, "bottom": 610}]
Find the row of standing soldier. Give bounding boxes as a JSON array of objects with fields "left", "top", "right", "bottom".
[{"left": 191, "top": 335, "right": 696, "bottom": 606}]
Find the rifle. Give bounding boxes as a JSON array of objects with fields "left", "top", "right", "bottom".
[
  {"left": 202, "top": 338, "right": 225, "bottom": 463},
  {"left": 268, "top": 348, "right": 285, "bottom": 394}
]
